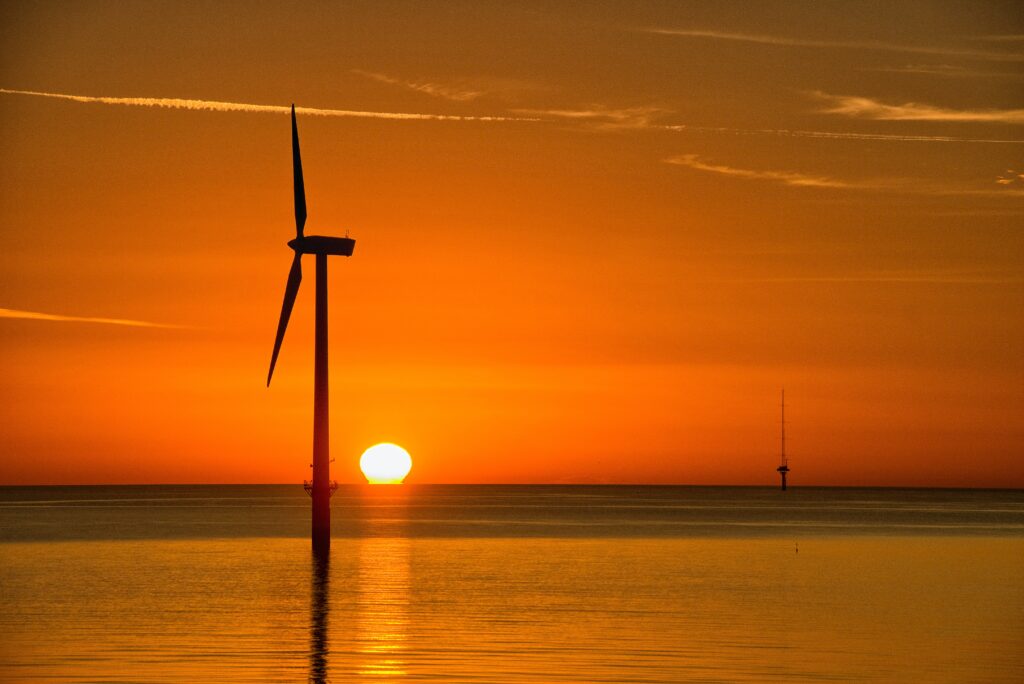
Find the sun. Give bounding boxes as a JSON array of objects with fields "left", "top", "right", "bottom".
[{"left": 359, "top": 443, "right": 412, "bottom": 484}]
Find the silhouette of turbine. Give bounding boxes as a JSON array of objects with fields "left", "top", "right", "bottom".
[{"left": 267, "top": 105, "right": 355, "bottom": 552}]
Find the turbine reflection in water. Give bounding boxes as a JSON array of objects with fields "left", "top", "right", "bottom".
[{"left": 309, "top": 549, "right": 330, "bottom": 684}]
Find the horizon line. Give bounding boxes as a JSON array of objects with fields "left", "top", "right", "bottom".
[{"left": 1, "top": 482, "right": 1019, "bottom": 491}]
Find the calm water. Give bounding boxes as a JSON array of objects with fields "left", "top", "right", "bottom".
[{"left": 1, "top": 486, "right": 1022, "bottom": 682}]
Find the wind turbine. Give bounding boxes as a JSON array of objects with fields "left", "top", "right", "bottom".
[{"left": 267, "top": 105, "right": 355, "bottom": 552}]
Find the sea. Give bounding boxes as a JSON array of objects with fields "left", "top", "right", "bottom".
[{"left": 1, "top": 485, "right": 1022, "bottom": 683}]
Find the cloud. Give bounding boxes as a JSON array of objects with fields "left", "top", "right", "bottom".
[
  {"left": 641, "top": 28, "right": 1024, "bottom": 62},
  {"left": 665, "top": 154, "right": 856, "bottom": 188},
  {"left": 996, "top": 169, "right": 1024, "bottom": 185},
  {"left": 813, "top": 92, "right": 1024, "bottom": 124},
  {"left": 513, "top": 98, "right": 1023, "bottom": 143},
  {"left": 665, "top": 153, "right": 1024, "bottom": 197},
  {"left": 521, "top": 104, "right": 1024, "bottom": 141},
  {"left": 0, "top": 307, "right": 181, "bottom": 328},
  {"left": 514, "top": 100, "right": 1024, "bottom": 143},
  {"left": 0, "top": 88, "right": 536, "bottom": 122},
  {"left": 352, "top": 70, "right": 486, "bottom": 102},
  {"left": 971, "top": 34, "right": 1024, "bottom": 43},
  {"left": 866, "top": 64, "right": 1024, "bottom": 80},
  {"left": 722, "top": 272, "right": 1024, "bottom": 285},
  {"left": 512, "top": 105, "right": 668, "bottom": 130},
  {"left": 926, "top": 208, "right": 1024, "bottom": 217},
  {"left": 352, "top": 70, "right": 539, "bottom": 103},
  {"left": 659, "top": 123, "right": 1024, "bottom": 144}
]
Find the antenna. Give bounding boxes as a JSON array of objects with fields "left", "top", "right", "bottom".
[
  {"left": 781, "top": 388, "right": 786, "bottom": 468},
  {"left": 776, "top": 388, "right": 790, "bottom": 491}
]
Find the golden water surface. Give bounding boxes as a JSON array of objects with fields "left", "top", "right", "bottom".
[{"left": 2, "top": 534, "right": 1022, "bottom": 682}]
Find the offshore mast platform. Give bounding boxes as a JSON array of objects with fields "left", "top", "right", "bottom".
[{"left": 776, "top": 389, "right": 790, "bottom": 491}]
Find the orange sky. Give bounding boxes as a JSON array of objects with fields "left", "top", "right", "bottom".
[{"left": 1, "top": 1, "right": 1022, "bottom": 486}]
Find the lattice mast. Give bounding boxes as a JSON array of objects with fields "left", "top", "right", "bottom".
[{"left": 776, "top": 389, "right": 790, "bottom": 490}]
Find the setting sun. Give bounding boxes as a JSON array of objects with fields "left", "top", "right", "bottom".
[{"left": 359, "top": 443, "right": 412, "bottom": 484}]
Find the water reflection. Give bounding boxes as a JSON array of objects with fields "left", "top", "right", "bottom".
[
  {"left": 309, "top": 549, "right": 330, "bottom": 684},
  {"left": 308, "top": 489, "right": 412, "bottom": 683},
  {"left": 357, "top": 488, "right": 411, "bottom": 680}
]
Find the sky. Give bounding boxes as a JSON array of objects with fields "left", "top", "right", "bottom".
[{"left": 1, "top": 1, "right": 1022, "bottom": 486}]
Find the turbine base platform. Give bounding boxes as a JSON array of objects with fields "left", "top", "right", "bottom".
[{"left": 303, "top": 480, "right": 339, "bottom": 497}]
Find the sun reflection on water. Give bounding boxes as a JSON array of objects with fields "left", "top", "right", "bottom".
[{"left": 357, "top": 536, "right": 410, "bottom": 679}]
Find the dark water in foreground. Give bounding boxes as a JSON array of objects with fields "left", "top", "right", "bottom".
[{"left": 1, "top": 486, "right": 1022, "bottom": 682}]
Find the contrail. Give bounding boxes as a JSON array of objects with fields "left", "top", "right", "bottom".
[
  {"left": 0, "top": 88, "right": 536, "bottom": 122},
  {"left": 4, "top": 87, "right": 1020, "bottom": 144},
  {"left": 0, "top": 307, "right": 182, "bottom": 329}
]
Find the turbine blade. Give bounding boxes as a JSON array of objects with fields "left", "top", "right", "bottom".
[
  {"left": 267, "top": 253, "right": 303, "bottom": 386},
  {"left": 291, "top": 104, "right": 307, "bottom": 238}
]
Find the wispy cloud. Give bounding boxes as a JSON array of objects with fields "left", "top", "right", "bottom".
[
  {"left": 996, "top": 169, "right": 1024, "bottom": 185},
  {"left": 926, "top": 208, "right": 1024, "bottom": 217},
  {"left": 866, "top": 63, "right": 1024, "bottom": 80},
  {"left": 0, "top": 307, "right": 181, "bottom": 328},
  {"left": 665, "top": 154, "right": 857, "bottom": 188},
  {"left": 352, "top": 70, "right": 485, "bottom": 102},
  {"left": 721, "top": 271, "right": 1024, "bottom": 285},
  {"left": 524, "top": 108, "right": 1023, "bottom": 142},
  {"left": 0, "top": 88, "right": 536, "bottom": 122},
  {"left": 512, "top": 105, "right": 668, "bottom": 130},
  {"left": 516, "top": 99, "right": 1024, "bottom": 143},
  {"left": 971, "top": 34, "right": 1024, "bottom": 43},
  {"left": 813, "top": 92, "right": 1024, "bottom": 124},
  {"left": 352, "top": 70, "right": 539, "bottom": 103},
  {"left": 665, "top": 154, "right": 1024, "bottom": 197},
  {"left": 641, "top": 28, "right": 1024, "bottom": 62},
  {"left": 659, "top": 123, "right": 1024, "bottom": 144}
]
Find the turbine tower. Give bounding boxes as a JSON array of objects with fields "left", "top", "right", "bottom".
[{"left": 267, "top": 105, "right": 355, "bottom": 552}]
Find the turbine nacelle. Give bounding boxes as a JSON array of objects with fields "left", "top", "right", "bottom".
[{"left": 288, "top": 235, "right": 356, "bottom": 257}]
